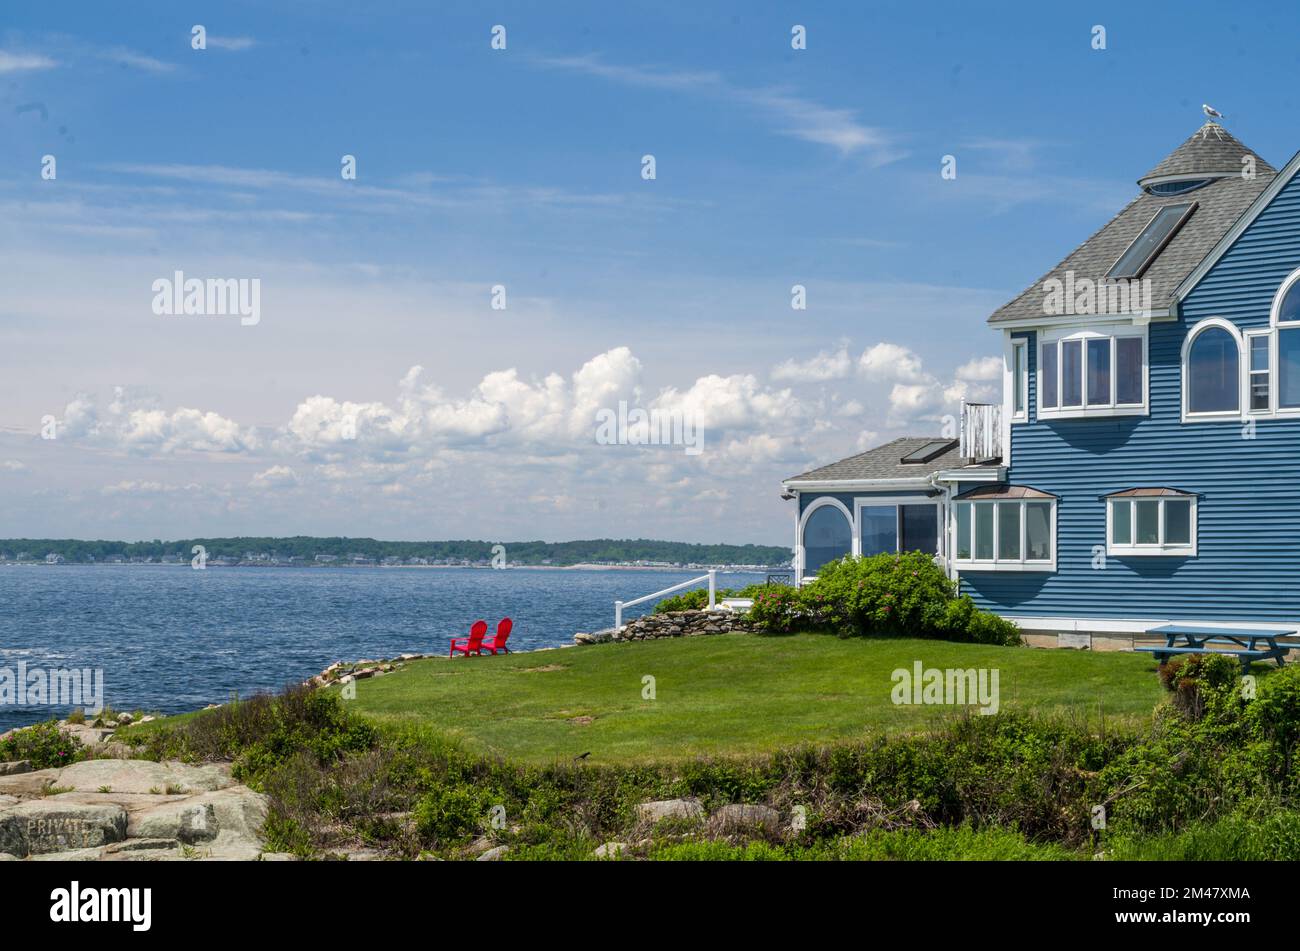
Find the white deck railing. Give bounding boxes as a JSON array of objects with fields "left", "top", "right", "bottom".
[
  {"left": 959, "top": 400, "right": 1002, "bottom": 462},
  {"left": 615, "top": 569, "right": 716, "bottom": 630}
]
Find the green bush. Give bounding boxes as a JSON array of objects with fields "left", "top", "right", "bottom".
[
  {"left": 653, "top": 583, "right": 778, "bottom": 614},
  {"left": 413, "top": 784, "right": 497, "bottom": 845},
  {"left": 0, "top": 720, "right": 86, "bottom": 769},
  {"left": 748, "top": 553, "right": 1019, "bottom": 645}
]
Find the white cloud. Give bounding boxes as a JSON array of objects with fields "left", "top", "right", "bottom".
[
  {"left": 102, "top": 49, "right": 177, "bottom": 73},
  {"left": 771, "top": 346, "right": 852, "bottom": 383},
  {"left": 858, "top": 342, "right": 927, "bottom": 383},
  {"left": 956, "top": 355, "right": 1002, "bottom": 382},
  {"left": 0, "top": 52, "right": 57, "bottom": 73},
  {"left": 539, "top": 55, "right": 899, "bottom": 161},
  {"left": 57, "top": 387, "right": 257, "bottom": 454},
  {"left": 251, "top": 465, "right": 299, "bottom": 489}
]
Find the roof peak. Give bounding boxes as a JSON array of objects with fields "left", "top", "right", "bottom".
[{"left": 1139, "top": 122, "right": 1272, "bottom": 186}]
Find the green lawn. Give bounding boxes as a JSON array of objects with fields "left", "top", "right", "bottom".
[{"left": 341, "top": 633, "right": 1167, "bottom": 764}]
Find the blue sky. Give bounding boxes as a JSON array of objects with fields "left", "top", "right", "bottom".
[{"left": 2, "top": 1, "right": 1298, "bottom": 544}]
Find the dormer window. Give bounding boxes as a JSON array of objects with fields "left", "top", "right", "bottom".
[{"left": 1143, "top": 178, "right": 1212, "bottom": 197}]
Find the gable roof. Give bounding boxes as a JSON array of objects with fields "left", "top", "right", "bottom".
[
  {"left": 989, "top": 123, "right": 1277, "bottom": 325},
  {"left": 784, "top": 436, "right": 962, "bottom": 484}
]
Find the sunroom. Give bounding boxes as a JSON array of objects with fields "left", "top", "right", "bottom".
[{"left": 782, "top": 434, "right": 1005, "bottom": 583}]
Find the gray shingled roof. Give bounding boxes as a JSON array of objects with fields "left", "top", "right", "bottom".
[
  {"left": 785, "top": 436, "right": 963, "bottom": 483},
  {"left": 1140, "top": 122, "right": 1259, "bottom": 181},
  {"left": 988, "top": 123, "right": 1276, "bottom": 325}
]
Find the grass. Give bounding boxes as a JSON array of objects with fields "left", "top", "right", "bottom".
[{"left": 338, "top": 632, "right": 1166, "bottom": 764}]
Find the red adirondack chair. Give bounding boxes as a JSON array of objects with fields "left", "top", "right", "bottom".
[
  {"left": 450, "top": 620, "right": 489, "bottom": 657},
  {"left": 481, "top": 618, "right": 513, "bottom": 655}
]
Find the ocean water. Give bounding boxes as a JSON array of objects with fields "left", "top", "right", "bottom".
[{"left": 0, "top": 565, "right": 767, "bottom": 729}]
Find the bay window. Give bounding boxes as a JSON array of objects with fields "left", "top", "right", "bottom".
[
  {"left": 953, "top": 485, "right": 1056, "bottom": 571},
  {"left": 1106, "top": 489, "right": 1196, "bottom": 556},
  {"left": 1040, "top": 328, "right": 1146, "bottom": 417}
]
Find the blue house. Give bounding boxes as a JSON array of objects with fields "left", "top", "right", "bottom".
[{"left": 784, "top": 121, "right": 1300, "bottom": 647}]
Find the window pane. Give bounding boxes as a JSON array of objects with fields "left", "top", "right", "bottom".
[
  {"left": 1087, "top": 338, "right": 1111, "bottom": 405},
  {"left": 1107, "top": 204, "right": 1195, "bottom": 279},
  {"left": 1279, "top": 283, "right": 1300, "bottom": 324},
  {"left": 859, "top": 505, "right": 898, "bottom": 557},
  {"left": 1135, "top": 500, "right": 1160, "bottom": 544},
  {"left": 955, "top": 503, "right": 971, "bottom": 559},
  {"left": 899, "top": 505, "right": 938, "bottom": 555},
  {"left": 974, "top": 504, "right": 994, "bottom": 560},
  {"left": 1280, "top": 329, "right": 1300, "bottom": 409},
  {"left": 1013, "top": 344, "right": 1025, "bottom": 414},
  {"left": 1249, "top": 336, "right": 1270, "bottom": 411},
  {"left": 804, "top": 505, "right": 852, "bottom": 573},
  {"left": 1025, "top": 503, "right": 1052, "bottom": 560},
  {"left": 1041, "top": 342, "right": 1058, "bottom": 408},
  {"left": 1062, "top": 339, "right": 1083, "bottom": 407},
  {"left": 1117, "top": 337, "right": 1143, "bottom": 404},
  {"left": 1111, "top": 500, "right": 1132, "bottom": 545},
  {"left": 997, "top": 503, "right": 1021, "bottom": 561},
  {"left": 1188, "top": 327, "right": 1239, "bottom": 413},
  {"left": 1165, "top": 500, "right": 1192, "bottom": 545}
]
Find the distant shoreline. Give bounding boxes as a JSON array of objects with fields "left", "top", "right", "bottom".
[{"left": 0, "top": 562, "right": 787, "bottom": 572}]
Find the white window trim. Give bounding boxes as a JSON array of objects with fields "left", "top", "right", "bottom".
[
  {"left": 795, "top": 496, "right": 853, "bottom": 582},
  {"left": 952, "top": 498, "right": 1057, "bottom": 572},
  {"left": 1245, "top": 329, "right": 1272, "bottom": 415},
  {"left": 852, "top": 497, "right": 944, "bottom": 560},
  {"left": 1260, "top": 268, "right": 1300, "bottom": 419},
  {"left": 1038, "top": 325, "right": 1148, "bottom": 420},
  {"left": 1181, "top": 316, "right": 1245, "bottom": 423},
  {"left": 1270, "top": 266, "right": 1300, "bottom": 328},
  {"left": 1106, "top": 496, "right": 1197, "bottom": 557},
  {"left": 1007, "top": 336, "right": 1029, "bottom": 423}
]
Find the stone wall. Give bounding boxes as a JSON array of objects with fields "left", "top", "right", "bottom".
[{"left": 574, "top": 609, "right": 751, "bottom": 645}]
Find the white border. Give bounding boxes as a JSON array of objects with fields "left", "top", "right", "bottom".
[
  {"left": 1038, "top": 324, "right": 1149, "bottom": 420},
  {"left": 1181, "top": 316, "right": 1244, "bottom": 422},
  {"left": 1105, "top": 496, "right": 1198, "bottom": 557},
  {"left": 951, "top": 497, "right": 1057, "bottom": 573}
]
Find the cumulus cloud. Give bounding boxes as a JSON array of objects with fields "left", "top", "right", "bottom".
[
  {"left": 858, "top": 342, "right": 927, "bottom": 383},
  {"left": 771, "top": 346, "right": 852, "bottom": 383},
  {"left": 58, "top": 387, "right": 257, "bottom": 454},
  {"left": 956, "top": 355, "right": 1002, "bottom": 382}
]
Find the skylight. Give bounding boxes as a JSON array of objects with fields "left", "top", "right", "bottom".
[
  {"left": 1107, "top": 203, "right": 1197, "bottom": 279},
  {"left": 899, "top": 440, "right": 956, "bottom": 464}
]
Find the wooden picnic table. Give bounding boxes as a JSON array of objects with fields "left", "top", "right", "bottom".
[{"left": 1136, "top": 624, "right": 1297, "bottom": 674}]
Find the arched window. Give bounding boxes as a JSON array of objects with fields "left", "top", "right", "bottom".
[
  {"left": 1185, "top": 321, "right": 1240, "bottom": 416},
  {"left": 1276, "top": 274, "right": 1300, "bottom": 325},
  {"left": 800, "top": 500, "right": 852, "bottom": 575}
]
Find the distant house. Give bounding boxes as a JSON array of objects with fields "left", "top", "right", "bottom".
[
  {"left": 785, "top": 121, "right": 1300, "bottom": 638},
  {"left": 44, "top": 553, "right": 65, "bottom": 564}
]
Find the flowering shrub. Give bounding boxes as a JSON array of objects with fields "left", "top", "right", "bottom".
[
  {"left": 749, "top": 552, "right": 1019, "bottom": 646},
  {"left": 0, "top": 720, "right": 86, "bottom": 769}
]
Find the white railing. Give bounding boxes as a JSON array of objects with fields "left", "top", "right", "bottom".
[
  {"left": 959, "top": 400, "right": 1002, "bottom": 462},
  {"left": 615, "top": 569, "right": 715, "bottom": 630}
]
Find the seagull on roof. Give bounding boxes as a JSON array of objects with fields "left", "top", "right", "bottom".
[{"left": 1203, "top": 103, "right": 1225, "bottom": 119}]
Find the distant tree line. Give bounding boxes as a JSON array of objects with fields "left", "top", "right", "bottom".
[{"left": 0, "top": 537, "right": 793, "bottom": 567}]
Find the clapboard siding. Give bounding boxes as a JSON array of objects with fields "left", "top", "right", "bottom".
[{"left": 963, "top": 169, "right": 1300, "bottom": 623}]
